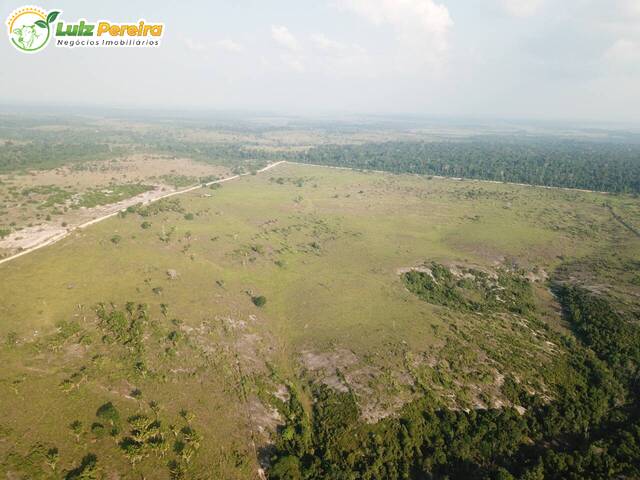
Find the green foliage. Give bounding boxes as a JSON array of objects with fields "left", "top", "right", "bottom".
[
  {"left": 555, "top": 285, "right": 640, "bottom": 383},
  {"left": 252, "top": 295, "right": 267, "bottom": 307},
  {"left": 95, "top": 303, "right": 148, "bottom": 374},
  {"left": 96, "top": 402, "right": 120, "bottom": 426},
  {"left": 65, "top": 453, "right": 98, "bottom": 479},
  {"left": 268, "top": 287, "right": 640, "bottom": 480},
  {"left": 0, "top": 139, "right": 123, "bottom": 173},
  {"left": 90, "top": 422, "right": 105, "bottom": 438},
  {"left": 403, "top": 263, "right": 535, "bottom": 315},
  {"left": 300, "top": 139, "right": 640, "bottom": 194},
  {"left": 77, "top": 184, "right": 153, "bottom": 208},
  {"left": 159, "top": 174, "right": 198, "bottom": 188},
  {"left": 135, "top": 198, "right": 185, "bottom": 217},
  {"left": 20, "top": 184, "right": 73, "bottom": 207},
  {"left": 270, "top": 456, "right": 302, "bottom": 480},
  {"left": 119, "top": 414, "right": 166, "bottom": 464},
  {"left": 2, "top": 443, "right": 60, "bottom": 478}
]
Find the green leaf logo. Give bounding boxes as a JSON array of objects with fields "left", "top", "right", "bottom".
[
  {"left": 46, "top": 11, "right": 60, "bottom": 24},
  {"left": 34, "top": 19, "right": 47, "bottom": 29}
]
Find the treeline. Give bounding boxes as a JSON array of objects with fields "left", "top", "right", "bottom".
[
  {"left": 268, "top": 286, "right": 640, "bottom": 479},
  {"left": 0, "top": 137, "right": 276, "bottom": 173},
  {"left": 297, "top": 139, "right": 640, "bottom": 194},
  {"left": 146, "top": 140, "right": 282, "bottom": 168},
  {"left": 0, "top": 140, "right": 124, "bottom": 173}
]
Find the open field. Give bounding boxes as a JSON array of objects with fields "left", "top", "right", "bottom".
[
  {"left": 1, "top": 161, "right": 638, "bottom": 478},
  {"left": 0, "top": 154, "right": 232, "bottom": 258}
]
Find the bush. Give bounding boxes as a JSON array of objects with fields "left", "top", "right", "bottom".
[
  {"left": 90, "top": 422, "right": 105, "bottom": 437},
  {"left": 96, "top": 402, "right": 120, "bottom": 425},
  {"left": 270, "top": 456, "right": 302, "bottom": 480},
  {"left": 252, "top": 296, "right": 267, "bottom": 307}
]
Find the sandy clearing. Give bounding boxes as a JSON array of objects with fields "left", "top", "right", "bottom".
[{"left": 0, "top": 161, "right": 286, "bottom": 267}]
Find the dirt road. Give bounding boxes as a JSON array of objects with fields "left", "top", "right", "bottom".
[{"left": 0, "top": 161, "right": 286, "bottom": 267}]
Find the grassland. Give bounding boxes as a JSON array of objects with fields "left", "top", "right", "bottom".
[
  {"left": 0, "top": 161, "right": 638, "bottom": 478},
  {"left": 0, "top": 155, "right": 231, "bottom": 258}
]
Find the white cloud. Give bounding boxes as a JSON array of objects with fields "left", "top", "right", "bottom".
[
  {"left": 308, "top": 33, "right": 371, "bottom": 77},
  {"left": 216, "top": 38, "right": 244, "bottom": 54},
  {"left": 271, "top": 25, "right": 301, "bottom": 52},
  {"left": 339, "top": 0, "right": 453, "bottom": 53},
  {"left": 622, "top": 0, "right": 640, "bottom": 16},
  {"left": 500, "top": 0, "right": 545, "bottom": 17},
  {"left": 311, "top": 33, "right": 346, "bottom": 52},
  {"left": 184, "top": 37, "right": 206, "bottom": 52},
  {"left": 280, "top": 54, "right": 305, "bottom": 72},
  {"left": 605, "top": 38, "right": 640, "bottom": 64},
  {"left": 311, "top": 33, "right": 367, "bottom": 56}
]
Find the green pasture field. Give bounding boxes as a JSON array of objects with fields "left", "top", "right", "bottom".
[{"left": 0, "top": 163, "right": 638, "bottom": 478}]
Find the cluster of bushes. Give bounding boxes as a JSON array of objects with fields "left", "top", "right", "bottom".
[
  {"left": 269, "top": 286, "right": 640, "bottom": 479},
  {"left": 76, "top": 184, "right": 153, "bottom": 209},
  {"left": 20, "top": 184, "right": 73, "bottom": 208},
  {"left": 132, "top": 198, "right": 185, "bottom": 217},
  {"left": 96, "top": 303, "right": 148, "bottom": 376},
  {"left": 402, "top": 263, "right": 535, "bottom": 315},
  {"left": 0, "top": 140, "right": 123, "bottom": 173}
]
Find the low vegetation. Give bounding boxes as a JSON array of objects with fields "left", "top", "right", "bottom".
[
  {"left": 402, "top": 262, "right": 535, "bottom": 314},
  {"left": 0, "top": 136, "right": 639, "bottom": 478}
]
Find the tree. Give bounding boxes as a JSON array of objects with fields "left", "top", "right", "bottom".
[
  {"left": 252, "top": 296, "right": 267, "bottom": 307},
  {"left": 270, "top": 456, "right": 302, "bottom": 480},
  {"left": 66, "top": 453, "right": 98, "bottom": 480},
  {"left": 96, "top": 402, "right": 120, "bottom": 427}
]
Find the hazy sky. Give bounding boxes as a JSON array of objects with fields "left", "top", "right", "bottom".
[{"left": 1, "top": 0, "right": 640, "bottom": 122}]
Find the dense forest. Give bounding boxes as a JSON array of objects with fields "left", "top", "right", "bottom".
[
  {"left": 3, "top": 120, "right": 640, "bottom": 195},
  {"left": 298, "top": 139, "right": 640, "bottom": 194},
  {"left": 268, "top": 284, "right": 640, "bottom": 479}
]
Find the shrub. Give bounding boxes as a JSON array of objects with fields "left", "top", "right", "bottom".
[
  {"left": 252, "top": 296, "right": 267, "bottom": 307},
  {"left": 96, "top": 402, "right": 120, "bottom": 426},
  {"left": 91, "top": 422, "right": 105, "bottom": 437}
]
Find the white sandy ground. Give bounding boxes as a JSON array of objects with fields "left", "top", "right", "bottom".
[
  {"left": 0, "top": 186, "right": 173, "bottom": 251},
  {"left": 0, "top": 161, "right": 286, "bottom": 267}
]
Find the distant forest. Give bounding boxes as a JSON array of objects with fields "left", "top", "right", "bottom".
[
  {"left": 3, "top": 130, "right": 640, "bottom": 194},
  {"left": 297, "top": 139, "right": 640, "bottom": 194}
]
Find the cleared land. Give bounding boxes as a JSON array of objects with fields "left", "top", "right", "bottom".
[
  {"left": 1, "top": 162, "right": 638, "bottom": 478},
  {"left": 0, "top": 155, "right": 232, "bottom": 259}
]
